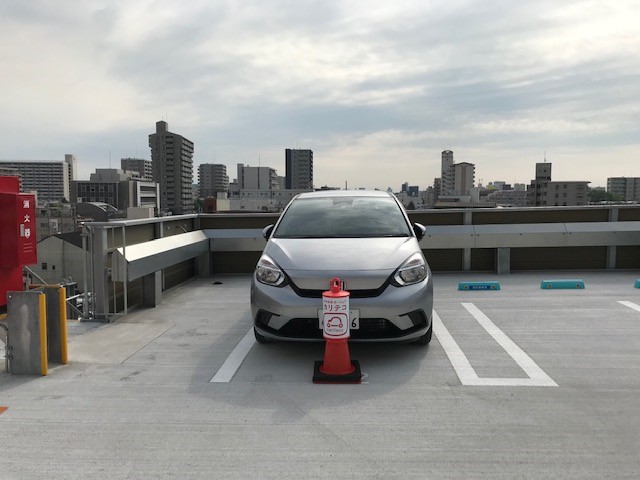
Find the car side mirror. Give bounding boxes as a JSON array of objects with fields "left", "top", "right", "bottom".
[
  {"left": 262, "top": 224, "right": 274, "bottom": 239},
  {"left": 413, "top": 223, "right": 426, "bottom": 241}
]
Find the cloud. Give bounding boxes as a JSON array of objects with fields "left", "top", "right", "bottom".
[{"left": 1, "top": 0, "right": 639, "bottom": 189}]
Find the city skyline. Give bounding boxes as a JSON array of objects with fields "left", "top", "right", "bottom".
[{"left": 1, "top": 1, "right": 639, "bottom": 189}]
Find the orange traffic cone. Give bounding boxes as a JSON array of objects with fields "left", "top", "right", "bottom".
[
  {"left": 313, "top": 277, "right": 361, "bottom": 383},
  {"left": 313, "top": 339, "right": 361, "bottom": 383},
  {"left": 319, "top": 339, "right": 355, "bottom": 376}
]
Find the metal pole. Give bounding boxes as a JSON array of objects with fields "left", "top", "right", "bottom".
[
  {"left": 111, "top": 227, "right": 116, "bottom": 316},
  {"left": 82, "top": 227, "right": 88, "bottom": 319},
  {"left": 122, "top": 225, "right": 128, "bottom": 315},
  {"left": 88, "top": 226, "right": 95, "bottom": 318}
]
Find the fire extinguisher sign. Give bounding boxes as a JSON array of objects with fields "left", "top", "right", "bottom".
[{"left": 322, "top": 296, "right": 350, "bottom": 339}]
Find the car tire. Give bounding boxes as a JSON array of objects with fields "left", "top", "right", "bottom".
[
  {"left": 414, "top": 323, "right": 433, "bottom": 345},
  {"left": 254, "top": 327, "right": 271, "bottom": 344}
]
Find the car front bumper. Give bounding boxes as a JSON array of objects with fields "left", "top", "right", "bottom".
[{"left": 250, "top": 275, "right": 433, "bottom": 342}]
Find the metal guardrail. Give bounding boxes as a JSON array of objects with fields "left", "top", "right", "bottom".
[
  {"left": 423, "top": 221, "right": 640, "bottom": 249},
  {"left": 108, "top": 222, "right": 640, "bottom": 282},
  {"left": 85, "top": 206, "right": 640, "bottom": 318},
  {"left": 65, "top": 294, "right": 86, "bottom": 319}
]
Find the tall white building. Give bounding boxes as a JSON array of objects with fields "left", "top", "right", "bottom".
[
  {"left": 440, "top": 150, "right": 455, "bottom": 195},
  {"left": 0, "top": 155, "right": 76, "bottom": 203},
  {"left": 236, "top": 164, "right": 279, "bottom": 190},
  {"left": 439, "top": 150, "right": 475, "bottom": 196},
  {"left": 453, "top": 162, "right": 475, "bottom": 196}
]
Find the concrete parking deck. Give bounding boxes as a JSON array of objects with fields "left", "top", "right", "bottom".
[{"left": 1, "top": 272, "right": 640, "bottom": 479}]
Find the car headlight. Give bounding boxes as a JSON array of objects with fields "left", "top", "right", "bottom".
[
  {"left": 393, "top": 252, "right": 428, "bottom": 286},
  {"left": 255, "top": 255, "right": 286, "bottom": 287}
]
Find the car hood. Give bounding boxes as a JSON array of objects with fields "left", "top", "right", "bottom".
[{"left": 263, "top": 237, "right": 420, "bottom": 289}]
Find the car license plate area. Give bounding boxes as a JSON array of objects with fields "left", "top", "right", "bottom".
[{"left": 318, "top": 310, "right": 360, "bottom": 330}]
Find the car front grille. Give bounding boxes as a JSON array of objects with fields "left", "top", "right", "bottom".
[
  {"left": 288, "top": 282, "right": 390, "bottom": 299},
  {"left": 255, "top": 309, "right": 430, "bottom": 341},
  {"left": 275, "top": 317, "right": 405, "bottom": 340}
]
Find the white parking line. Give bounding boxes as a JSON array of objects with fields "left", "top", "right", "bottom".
[
  {"left": 618, "top": 301, "right": 640, "bottom": 313},
  {"left": 433, "top": 305, "right": 557, "bottom": 387},
  {"left": 210, "top": 328, "right": 256, "bottom": 383}
]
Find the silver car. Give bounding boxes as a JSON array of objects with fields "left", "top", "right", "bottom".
[{"left": 250, "top": 190, "right": 433, "bottom": 344}]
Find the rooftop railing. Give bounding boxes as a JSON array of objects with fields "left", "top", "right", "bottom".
[{"left": 83, "top": 205, "right": 640, "bottom": 320}]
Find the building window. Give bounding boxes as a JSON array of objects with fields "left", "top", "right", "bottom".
[{"left": 42, "top": 262, "right": 47, "bottom": 270}]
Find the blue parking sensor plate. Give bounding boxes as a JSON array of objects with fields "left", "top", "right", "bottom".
[
  {"left": 635, "top": 279, "right": 640, "bottom": 288},
  {"left": 541, "top": 279, "right": 585, "bottom": 289},
  {"left": 458, "top": 281, "right": 501, "bottom": 291}
]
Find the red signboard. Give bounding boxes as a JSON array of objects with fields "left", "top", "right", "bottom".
[{"left": 0, "top": 176, "right": 37, "bottom": 307}]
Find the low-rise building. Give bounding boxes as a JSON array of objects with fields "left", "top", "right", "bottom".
[
  {"left": 527, "top": 162, "right": 589, "bottom": 206},
  {"left": 35, "top": 204, "right": 76, "bottom": 241},
  {"left": 71, "top": 168, "right": 159, "bottom": 214}
]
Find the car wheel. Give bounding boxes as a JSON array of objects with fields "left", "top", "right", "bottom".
[
  {"left": 254, "top": 327, "right": 271, "bottom": 344},
  {"left": 414, "top": 323, "right": 433, "bottom": 345}
]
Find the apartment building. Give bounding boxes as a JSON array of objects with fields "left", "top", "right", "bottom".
[
  {"left": 149, "top": 121, "right": 194, "bottom": 215},
  {"left": 527, "top": 162, "right": 589, "bottom": 206},
  {"left": 0, "top": 154, "right": 76, "bottom": 203},
  {"left": 285, "top": 149, "right": 313, "bottom": 190},
  {"left": 198, "top": 164, "right": 229, "bottom": 199},
  {"left": 121, "top": 158, "right": 153, "bottom": 180},
  {"left": 607, "top": 177, "right": 640, "bottom": 202},
  {"left": 438, "top": 150, "right": 475, "bottom": 197},
  {"left": 235, "top": 163, "right": 279, "bottom": 191}
]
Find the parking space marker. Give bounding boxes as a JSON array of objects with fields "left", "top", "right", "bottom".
[
  {"left": 432, "top": 310, "right": 479, "bottom": 384},
  {"left": 618, "top": 301, "right": 640, "bottom": 313},
  {"left": 433, "top": 306, "right": 557, "bottom": 387},
  {"left": 210, "top": 328, "right": 256, "bottom": 383}
]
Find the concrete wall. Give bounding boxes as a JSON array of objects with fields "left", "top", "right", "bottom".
[{"left": 30, "top": 236, "right": 85, "bottom": 287}]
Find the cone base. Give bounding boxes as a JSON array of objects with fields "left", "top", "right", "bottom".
[{"left": 313, "top": 360, "right": 361, "bottom": 384}]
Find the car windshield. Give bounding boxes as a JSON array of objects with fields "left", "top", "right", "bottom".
[{"left": 274, "top": 196, "right": 412, "bottom": 238}]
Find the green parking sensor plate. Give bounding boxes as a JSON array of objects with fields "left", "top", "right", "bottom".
[
  {"left": 635, "top": 279, "right": 640, "bottom": 288},
  {"left": 458, "top": 281, "right": 501, "bottom": 291},
  {"left": 541, "top": 279, "right": 585, "bottom": 289}
]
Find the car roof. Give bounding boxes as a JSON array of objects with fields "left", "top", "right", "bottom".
[{"left": 295, "top": 190, "right": 393, "bottom": 199}]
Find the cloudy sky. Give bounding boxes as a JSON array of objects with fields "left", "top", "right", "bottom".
[{"left": 1, "top": 0, "right": 638, "bottom": 190}]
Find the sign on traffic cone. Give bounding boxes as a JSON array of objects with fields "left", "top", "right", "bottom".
[{"left": 313, "top": 277, "right": 361, "bottom": 383}]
